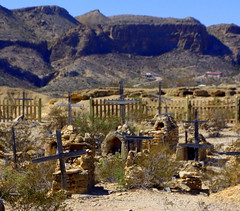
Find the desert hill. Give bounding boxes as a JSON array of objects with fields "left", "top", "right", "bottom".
[{"left": 0, "top": 5, "right": 239, "bottom": 94}]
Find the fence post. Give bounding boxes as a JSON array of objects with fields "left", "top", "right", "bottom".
[
  {"left": 89, "top": 97, "right": 94, "bottom": 118},
  {"left": 38, "top": 98, "right": 42, "bottom": 122},
  {"left": 185, "top": 96, "right": 192, "bottom": 121},
  {"left": 236, "top": 96, "right": 240, "bottom": 125}
]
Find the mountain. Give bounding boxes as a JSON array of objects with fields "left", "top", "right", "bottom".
[{"left": 0, "top": 5, "right": 239, "bottom": 94}]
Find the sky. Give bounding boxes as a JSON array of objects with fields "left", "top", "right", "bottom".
[{"left": 0, "top": 0, "right": 239, "bottom": 27}]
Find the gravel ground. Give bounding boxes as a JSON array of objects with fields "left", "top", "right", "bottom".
[{"left": 65, "top": 184, "right": 240, "bottom": 211}]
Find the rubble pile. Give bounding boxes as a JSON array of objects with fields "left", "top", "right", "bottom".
[
  {"left": 0, "top": 119, "right": 49, "bottom": 167},
  {"left": 49, "top": 125, "right": 95, "bottom": 194},
  {"left": 170, "top": 161, "right": 208, "bottom": 194},
  {"left": 124, "top": 150, "right": 149, "bottom": 188}
]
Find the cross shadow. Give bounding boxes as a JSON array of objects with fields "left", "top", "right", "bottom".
[{"left": 88, "top": 186, "right": 110, "bottom": 195}]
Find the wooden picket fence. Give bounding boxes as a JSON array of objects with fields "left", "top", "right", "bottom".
[
  {"left": 0, "top": 98, "right": 42, "bottom": 122},
  {"left": 90, "top": 97, "right": 240, "bottom": 124}
]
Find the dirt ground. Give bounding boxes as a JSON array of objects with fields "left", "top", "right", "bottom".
[{"left": 64, "top": 183, "right": 240, "bottom": 211}]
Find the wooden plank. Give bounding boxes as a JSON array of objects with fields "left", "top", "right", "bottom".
[{"left": 179, "top": 143, "right": 213, "bottom": 149}]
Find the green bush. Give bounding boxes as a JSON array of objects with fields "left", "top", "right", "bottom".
[
  {"left": 0, "top": 163, "right": 70, "bottom": 211},
  {"left": 134, "top": 146, "right": 180, "bottom": 188},
  {"left": 95, "top": 153, "right": 125, "bottom": 187},
  {"left": 74, "top": 113, "right": 121, "bottom": 138}
]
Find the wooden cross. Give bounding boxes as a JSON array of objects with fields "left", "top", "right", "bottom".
[
  {"left": 179, "top": 109, "right": 211, "bottom": 161},
  {"left": 105, "top": 80, "right": 139, "bottom": 124},
  {"left": 159, "top": 104, "right": 174, "bottom": 116},
  {"left": 57, "top": 92, "right": 84, "bottom": 125},
  {"left": 149, "top": 81, "right": 172, "bottom": 115},
  {"left": 14, "top": 91, "right": 33, "bottom": 119},
  {"left": 32, "top": 130, "right": 86, "bottom": 190},
  {"left": 125, "top": 135, "right": 154, "bottom": 151}
]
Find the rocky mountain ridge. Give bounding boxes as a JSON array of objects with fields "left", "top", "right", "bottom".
[{"left": 0, "top": 5, "right": 239, "bottom": 93}]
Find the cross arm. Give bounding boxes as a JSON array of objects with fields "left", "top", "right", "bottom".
[
  {"left": 32, "top": 150, "right": 86, "bottom": 163},
  {"left": 104, "top": 99, "right": 139, "bottom": 104},
  {"left": 179, "top": 143, "right": 213, "bottom": 149}
]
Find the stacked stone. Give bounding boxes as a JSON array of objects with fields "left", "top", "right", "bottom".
[
  {"left": 124, "top": 150, "right": 147, "bottom": 188},
  {"left": 170, "top": 161, "right": 208, "bottom": 193},
  {"left": 176, "top": 171, "right": 202, "bottom": 191},
  {"left": 51, "top": 125, "right": 95, "bottom": 194},
  {"left": 142, "top": 115, "right": 179, "bottom": 150}
]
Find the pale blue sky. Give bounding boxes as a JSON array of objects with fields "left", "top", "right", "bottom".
[{"left": 1, "top": 0, "right": 239, "bottom": 26}]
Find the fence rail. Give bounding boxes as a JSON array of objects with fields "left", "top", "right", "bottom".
[
  {"left": 90, "top": 97, "right": 240, "bottom": 124},
  {"left": 0, "top": 98, "right": 42, "bottom": 122}
]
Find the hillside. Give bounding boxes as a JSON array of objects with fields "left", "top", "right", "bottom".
[{"left": 0, "top": 6, "right": 239, "bottom": 94}]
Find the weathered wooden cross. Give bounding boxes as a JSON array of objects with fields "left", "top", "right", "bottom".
[
  {"left": 179, "top": 109, "right": 212, "bottom": 161},
  {"left": 149, "top": 81, "right": 172, "bottom": 116},
  {"left": 32, "top": 130, "right": 86, "bottom": 190},
  {"left": 14, "top": 91, "right": 33, "bottom": 119},
  {"left": 105, "top": 80, "right": 139, "bottom": 124},
  {"left": 57, "top": 92, "right": 84, "bottom": 125},
  {"left": 160, "top": 104, "right": 174, "bottom": 116}
]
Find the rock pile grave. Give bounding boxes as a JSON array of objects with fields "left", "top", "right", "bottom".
[{"left": 44, "top": 125, "right": 95, "bottom": 194}]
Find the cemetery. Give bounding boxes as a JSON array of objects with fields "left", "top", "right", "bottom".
[{"left": 0, "top": 83, "right": 239, "bottom": 210}]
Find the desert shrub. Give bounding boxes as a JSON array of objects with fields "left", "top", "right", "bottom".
[
  {"left": 135, "top": 146, "right": 180, "bottom": 188},
  {"left": 74, "top": 112, "right": 121, "bottom": 138},
  {"left": 0, "top": 163, "right": 69, "bottom": 211},
  {"left": 95, "top": 153, "right": 125, "bottom": 187},
  {"left": 47, "top": 107, "right": 68, "bottom": 129},
  {"left": 204, "top": 157, "right": 240, "bottom": 193}
]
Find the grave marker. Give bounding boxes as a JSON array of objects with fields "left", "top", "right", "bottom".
[
  {"left": 14, "top": 91, "right": 33, "bottom": 119},
  {"left": 105, "top": 80, "right": 139, "bottom": 124},
  {"left": 32, "top": 130, "right": 86, "bottom": 190},
  {"left": 149, "top": 81, "right": 172, "bottom": 115},
  {"left": 57, "top": 92, "right": 84, "bottom": 125},
  {"left": 179, "top": 109, "right": 211, "bottom": 161}
]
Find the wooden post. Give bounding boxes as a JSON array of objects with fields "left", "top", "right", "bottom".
[
  {"left": 56, "top": 130, "right": 67, "bottom": 190},
  {"left": 185, "top": 96, "right": 191, "bottom": 121},
  {"left": 89, "top": 97, "right": 94, "bottom": 118},
  {"left": 158, "top": 81, "right": 162, "bottom": 115},
  {"left": 235, "top": 96, "right": 240, "bottom": 125},
  {"left": 11, "top": 127, "right": 17, "bottom": 169},
  {"left": 38, "top": 98, "right": 42, "bottom": 122}
]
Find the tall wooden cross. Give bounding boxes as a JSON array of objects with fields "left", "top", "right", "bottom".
[
  {"left": 14, "top": 91, "right": 33, "bottom": 119},
  {"left": 105, "top": 80, "right": 139, "bottom": 124},
  {"left": 32, "top": 130, "right": 86, "bottom": 190},
  {"left": 179, "top": 109, "right": 211, "bottom": 161},
  {"left": 57, "top": 92, "right": 84, "bottom": 125},
  {"left": 149, "top": 81, "right": 172, "bottom": 116}
]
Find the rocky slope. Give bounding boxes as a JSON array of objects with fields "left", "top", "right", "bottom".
[{"left": 0, "top": 6, "right": 239, "bottom": 93}]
